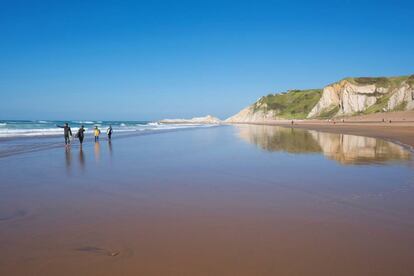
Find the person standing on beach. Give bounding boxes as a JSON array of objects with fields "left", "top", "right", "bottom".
[
  {"left": 94, "top": 126, "right": 101, "bottom": 142},
  {"left": 76, "top": 125, "right": 86, "bottom": 147},
  {"left": 107, "top": 125, "right": 113, "bottom": 140},
  {"left": 57, "top": 123, "right": 72, "bottom": 146}
]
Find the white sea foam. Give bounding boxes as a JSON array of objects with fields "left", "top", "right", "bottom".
[
  {"left": 0, "top": 121, "right": 215, "bottom": 138},
  {"left": 0, "top": 128, "right": 63, "bottom": 138},
  {"left": 73, "top": 120, "right": 95, "bottom": 124}
]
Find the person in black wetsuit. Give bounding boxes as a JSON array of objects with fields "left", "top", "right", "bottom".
[
  {"left": 57, "top": 123, "right": 72, "bottom": 145},
  {"left": 107, "top": 125, "right": 113, "bottom": 140},
  {"left": 76, "top": 125, "right": 86, "bottom": 147}
]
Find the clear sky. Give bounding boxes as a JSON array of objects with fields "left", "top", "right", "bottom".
[{"left": 1, "top": 0, "right": 413, "bottom": 120}]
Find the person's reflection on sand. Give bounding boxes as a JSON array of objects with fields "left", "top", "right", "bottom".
[
  {"left": 65, "top": 147, "right": 71, "bottom": 174},
  {"left": 108, "top": 140, "right": 113, "bottom": 158},
  {"left": 79, "top": 148, "right": 85, "bottom": 171},
  {"left": 94, "top": 141, "right": 100, "bottom": 163}
]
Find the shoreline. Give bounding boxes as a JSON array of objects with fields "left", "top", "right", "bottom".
[
  {"left": 0, "top": 125, "right": 221, "bottom": 159},
  {"left": 226, "top": 120, "right": 414, "bottom": 151}
]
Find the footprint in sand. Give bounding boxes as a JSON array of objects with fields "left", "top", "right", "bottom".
[{"left": 76, "top": 246, "right": 120, "bottom": 257}]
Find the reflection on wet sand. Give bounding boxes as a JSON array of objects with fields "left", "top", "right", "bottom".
[
  {"left": 94, "top": 142, "right": 100, "bottom": 163},
  {"left": 79, "top": 148, "right": 85, "bottom": 171},
  {"left": 65, "top": 147, "right": 71, "bottom": 172},
  {"left": 108, "top": 140, "right": 113, "bottom": 157},
  {"left": 236, "top": 124, "right": 412, "bottom": 165},
  {"left": 1, "top": 126, "right": 413, "bottom": 276}
]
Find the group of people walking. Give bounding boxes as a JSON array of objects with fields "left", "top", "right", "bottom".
[{"left": 57, "top": 123, "right": 113, "bottom": 147}]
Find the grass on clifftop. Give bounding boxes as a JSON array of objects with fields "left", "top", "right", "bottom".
[
  {"left": 345, "top": 75, "right": 411, "bottom": 89},
  {"left": 254, "top": 89, "right": 322, "bottom": 119},
  {"left": 357, "top": 75, "right": 413, "bottom": 114},
  {"left": 407, "top": 75, "right": 414, "bottom": 86}
]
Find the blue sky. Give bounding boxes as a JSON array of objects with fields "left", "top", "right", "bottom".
[{"left": 1, "top": 0, "right": 413, "bottom": 120}]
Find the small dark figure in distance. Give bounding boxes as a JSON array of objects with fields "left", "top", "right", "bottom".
[
  {"left": 107, "top": 125, "right": 113, "bottom": 140},
  {"left": 76, "top": 125, "right": 86, "bottom": 147}
]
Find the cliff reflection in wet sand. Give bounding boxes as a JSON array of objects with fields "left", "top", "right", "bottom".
[{"left": 236, "top": 124, "right": 412, "bottom": 165}]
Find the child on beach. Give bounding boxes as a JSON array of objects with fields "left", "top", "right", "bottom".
[{"left": 94, "top": 126, "right": 101, "bottom": 142}]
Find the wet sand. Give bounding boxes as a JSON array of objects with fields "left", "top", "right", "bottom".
[
  {"left": 0, "top": 126, "right": 413, "bottom": 275},
  {"left": 234, "top": 111, "right": 414, "bottom": 149},
  {"left": 276, "top": 123, "right": 414, "bottom": 149}
]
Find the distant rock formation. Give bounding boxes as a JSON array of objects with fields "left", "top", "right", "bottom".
[
  {"left": 226, "top": 75, "right": 414, "bottom": 123},
  {"left": 160, "top": 115, "right": 221, "bottom": 124}
]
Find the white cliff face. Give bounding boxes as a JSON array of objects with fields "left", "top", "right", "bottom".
[
  {"left": 339, "top": 82, "right": 379, "bottom": 114},
  {"left": 227, "top": 75, "right": 414, "bottom": 123},
  {"left": 387, "top": 83, "right": 414, "bottom": 110},
  {"left": 307, "top": 84, "right": 341, "bottom": 118},
  {"left": 225, "top": 106, "right": 279, "bottom": 123},
  {"left": 308, "top": 81, "right": 385, "bottom": 118},
  {"left": 307, "top": 78, "right": 414, "bottom": 118}
]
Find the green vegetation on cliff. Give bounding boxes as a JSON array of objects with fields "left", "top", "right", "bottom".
[
  {"left": 346, "top": 75, "right": 411, "bottom": 89},
  {"left": 254, "top": 89, "right": 322, "bottom": 119},
  {"left": 227, "top": 74, "right": 414, "bottom": 122},
  {"left": 362, "top": 93, "right": 393, "bottom": 114},
  {"left": 407, "top": 75, "right": 414, "bottom": 86},
  {"left": 343, "top": 75, "right": 414, "bottom": 115},
  {"left": 315, "top": 106, "right": 340, "bottom": 119}
]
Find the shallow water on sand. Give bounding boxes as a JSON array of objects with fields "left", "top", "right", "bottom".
[{"left": 0, "top": 125, "right": 413, "bottom": 275}]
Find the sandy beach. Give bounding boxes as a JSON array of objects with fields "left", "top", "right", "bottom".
[
  {"left": 0, "top": 125, "right": 413, "bottom": 275},
  {"left": 2, "top": 0, "right": 413, "bottom": 275}
]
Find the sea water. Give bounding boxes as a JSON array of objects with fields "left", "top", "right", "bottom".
[{"left": 0, "top": 120, "right": 213, "bottom": 138}]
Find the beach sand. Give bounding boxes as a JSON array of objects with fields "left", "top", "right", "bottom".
[
  {"left": 0, "top": 126, "right": 413, "bottom": 275},
  {"left": 236, "top": 111, "right": 414, "bottom": 149}
]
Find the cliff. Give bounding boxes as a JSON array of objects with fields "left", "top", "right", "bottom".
[
  {"left": 226, "top": 75, "right": 414, "bottom": 123},
  {"left": 226, "top": 89, "right": 322, "bottom": 123},
  {"left": 308, "top": 76, "right": 414, "bottom": 118}
]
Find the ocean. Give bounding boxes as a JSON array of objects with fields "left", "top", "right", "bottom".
[{"left": 0, "top": 120, "right": 212, "bottom": 138}]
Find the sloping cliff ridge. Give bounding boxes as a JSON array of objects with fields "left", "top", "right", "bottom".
[{"left": 226, "top": 75, "right": 414, "bottom": 123}]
